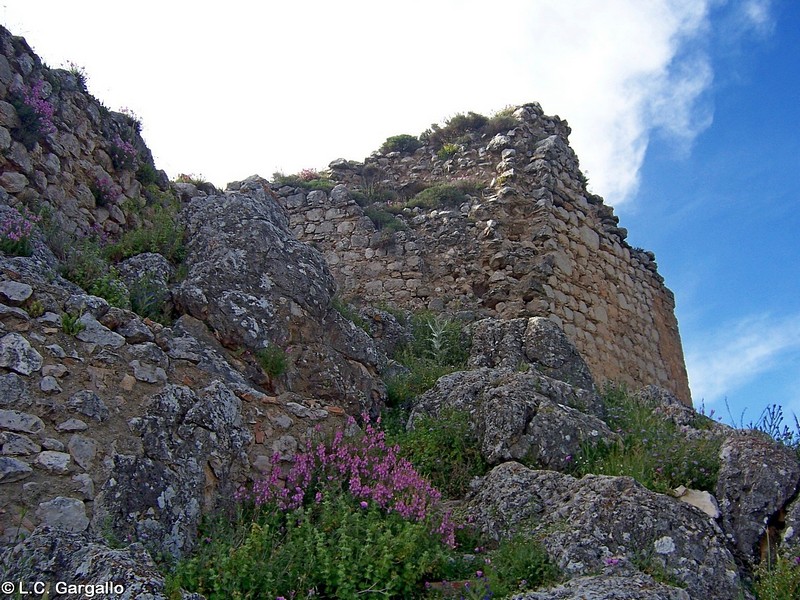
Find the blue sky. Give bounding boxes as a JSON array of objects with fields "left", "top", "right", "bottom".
[
  {"left": 2, "top": 1, "right": 798, "bottom": 425},
  {"left": 623, "top": 0, "right": 800, "bottom": 423}
]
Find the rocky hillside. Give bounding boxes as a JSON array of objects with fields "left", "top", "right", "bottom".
[{"left": 1, "top": 25, "right": 799, "bottom": 600}]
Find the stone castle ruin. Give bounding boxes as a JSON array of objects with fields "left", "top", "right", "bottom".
[
  {"left": 269, "top": 104, "right": 691, "bottom": 404},
  {"left": 7, "top": 23, "right": 800, "bottom": 600}
]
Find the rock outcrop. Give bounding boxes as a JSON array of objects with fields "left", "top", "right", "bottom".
[
  {"left": 466, "top": 462, "right": 748, "bottom": 599},
  {"left": 0, "top": 526, "right": 202, "bottom": 599},
  {"left": 175, "top": 180, "right": 384, "bottom": 415}
]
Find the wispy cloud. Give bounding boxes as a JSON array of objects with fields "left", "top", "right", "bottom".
[
  {"left": 0, "top": 0, "right": 775, "bottom": 201},
  {"left": 685, "top": 313, "right": 800, "bottom": 406}
]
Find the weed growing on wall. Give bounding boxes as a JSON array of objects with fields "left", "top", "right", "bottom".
[
  {"left": 389, "top": 409, "right": 487, "bottom": 499},
  {"left": 255, "top": 345, "right": 288, "bottom": 378},
  {"left": 386, "top": 312, "right": 470, "bottom": 408},
  {"left": 570, "top": 384, "right": 721, "bottom": 494},
  {"left": 0, "top": 207, "right": 41, "bottom": 257}
]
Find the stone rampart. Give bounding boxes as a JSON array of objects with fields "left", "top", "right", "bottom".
[{"left": 269, "top": 103, "right": 691, "bottom": 403}]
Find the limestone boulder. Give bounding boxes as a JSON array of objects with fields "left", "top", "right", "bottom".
[
  {"left": 715, "top": 431, "right": 800, "bottom": 564},
  {"left": 466, "top": 462, "right": 749, "bottom": 599},
  {"left": 356, "top": 305, "right": 412, "bottom": 360},
  {"left": 469, "top": 317, "right": 595, "bottom": 392},
  {"left": 0, "top": 526, "right": 202, "bottom": 599},
  {"left": 0, "top": 332, "right": 42, "bottom": 375},
  {"left": 409, "top": 368, "right": 612, "bottom": 467},
  {"left": 94, "top": 382, "right": 252, "bottom": 558},
  {"left": 781, "top": 493, "right": 800, "bottom": 555},
  {"left": 174, "top": 186, "right": 383, "bottom": 413}
]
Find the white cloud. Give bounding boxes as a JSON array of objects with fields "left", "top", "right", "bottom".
[
  {"left": 0, "top": 0, "right": 772, "bottom": 203},
  {"left": 685, "top": 313, "right": 800, "bottom": 406},
  {"left": 740, "top": 0, "right": 775, "bottom": 35}
]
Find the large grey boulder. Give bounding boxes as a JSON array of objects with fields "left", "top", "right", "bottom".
[
  {"left": 174, "top": 186, "right": 383, "bottom": 413},
  {"left": 715, "top": 431, "right": 800, "bottom": 565},
  {"left": 94, "top": 381, "right": 252, "bottom": 558},
  {"left": 466, "top": 462, "right": 749, "bottom": 599},
  {"left": 409, "top": 367, "right": 611, "bottom": 467},
  {"left": 356, "top": 305, "right": 412, "bottom": 360},
  {"left": 469, "top": 317, "right": 595, "bottom": 391},
  {"left": 0, "top": 526, "right": 202, "bottom": 599}
]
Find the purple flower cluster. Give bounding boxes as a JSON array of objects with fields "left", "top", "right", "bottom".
[
  {"left": 242, "top": 415, "right": 455, "bottom": 546},
  {"left": 0, "top": 206, "right": 40, "bottom": 256},
  {"left": 298, "top": 168, "right": 320, "bottom": 181},
  {"left": 110, "top": 135, "right": 138, "bottom": 170},
  {"left": 91, "top": 175, "right": 123, "bottom": 206},
  {"left": 22, "top": 80, "right": 56, "bottom": 136}
]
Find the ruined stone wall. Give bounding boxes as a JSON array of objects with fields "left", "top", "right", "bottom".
[
  {"left": 0, "top": 26, "right": 165, "bottom": 238},
  {"left": 273, "top": 103, "right": 691, "bottom": 404}
]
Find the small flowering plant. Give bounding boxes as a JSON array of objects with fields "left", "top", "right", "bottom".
[
  {"left": 90, "top": 174, "right": 123, "bottom": 207},
  {"left": 240, "top": 414, "right": 455, "bottom": 547},
  {"left": 298, "top": 168, "right": 321, "bottom": 181},
  {"left": 11, "top": 79, "right": 56, "bottom": 149},
  {"left": 0, "top": 206, "right": 41, "bottom": 257},
  {"left": 109, "top": 135, "right": 139, "bottom": 171}
]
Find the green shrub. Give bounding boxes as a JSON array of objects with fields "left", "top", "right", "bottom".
[
  {"left": 485, "top": 532, "right": 560, "bottom": 597},
  {"left": 570, "top": 384, "right": 722, "bottom": 494},
  {"left": 25, "top": 299, "right": 45, "bottom": 318},
  {"left": 302, "top": 178, "right": 336, "bottom": 193},
  {"left": 272, "top": 171, "right": 335, "bottom": 193},
  {"left": 754, "top": 553, "right": 800, "bottom": 599},
  {"left": 380, "top": 134, "right": 421, "bottom": 154},
  {"left": 406, "top": 183, "right": 476, "bottom": 211},
  {"left": 390, "top": 409, "right": 487, "bottom": 499},
  {"left": 256, "top": 345, "right": 288, "bottom": 378},
  {"left": 60, "top": 238, "right": 109, "bottom": 291},
  {"left": 436, "top": 143, "right": 459, "bottom": 161},
  {"left": 421, "top": 112, "right": 488, "bottom": 148},
  {"left": 103, "top": 204, "right": 186, "bottom": 264},
  {"left": 136, "top": 162, "right": 160, "bottom": 187},
  {"left": 168, "top": 418, "right": 456, "bottom": 599},
  {"left": 484, "top": 112, "right": 518, "bottom": 137},
  {"left": 385, "top": 313, "right": 470, "bottom": 407},
  {"left": 421, "top": 110, "right": 519, "bottom": 149},
  {"left": 168, "top": 495, "right": 449, "bottom": 600},
  {"left": 61, "top": 312, "right": 85, "bottom": 336},
  {"left": 386, "top": 356, "right": 455, "bottom": 408},
  {"left": 129, "top": 274, "right": 172, "bottom": 324},
  {"left": 88, "top": 270, "right": 130, "bottom": 309},
  {"left": 363, "top": 205, "right": 406, "bottom": 232}
]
